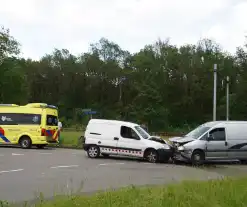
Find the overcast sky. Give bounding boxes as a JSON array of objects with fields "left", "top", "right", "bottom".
[{"left": 1, "top": 0, "right": 247, "bottom": 60}]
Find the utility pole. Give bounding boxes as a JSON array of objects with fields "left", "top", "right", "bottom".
[
  {"left": 119, "top": 76, "right": 126, "bottom": 102},
  {"left": 213, "top": 64, "right": 217, "bottom": 121},
  {"left": 226, "top": 76, "right": 229, "bottom": 121},
  {"left": 119, "top": 82, "right": 122, "bottom": 102}
]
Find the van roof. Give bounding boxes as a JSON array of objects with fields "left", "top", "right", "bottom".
[
  {"left": 0, "top": 103, "right": 57, "bottom": 109},
  {"left": 204, "top": 120, "right": 247, "bottom": 127},
  {"left": 88, "top": 119, "right": 139, "bottom": 128}
]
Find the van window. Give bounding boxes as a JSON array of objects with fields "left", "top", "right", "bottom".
[
  {"left": 0, "top": 113, "right": 41, "bottom": 125},
  {"left": 185, "top": 126, "right": 210, "bottom": 139},
  {"left": 209, "top": 128, "right": 226, "bottom": 141},
  {"left": 120, "top": 126, "right": 140, "bottom": 139},
  {"left": 46, "top": 115, "right": 58, "bottom": 126},
  {"left": 134, "top": 126, "right": 149, "bottom": 139},
  {"left": 200, "top": 133, "right": 208, "bottom": 141}
]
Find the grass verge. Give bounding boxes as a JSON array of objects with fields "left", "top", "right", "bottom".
[
  {"left": 47, "top": 131, "right": 83, "bottom": 148},
  {"left": 10, "top": 176, "right": 247, "bottom": 207},
  {"left": 59, "top": 131, "right": 83, "bottom": 147}
]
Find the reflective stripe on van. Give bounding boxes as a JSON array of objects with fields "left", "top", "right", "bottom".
[
  {"left": 100, "top": 147, "right": 143, "bottom": 155},
  {"left": 41, "top": 129, "right": 58, "bottom": 140},
  {"left": 0, "top": 127, "right": 10, "bottom": 143}
]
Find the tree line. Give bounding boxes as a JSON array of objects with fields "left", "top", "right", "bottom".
[{"left": 1, "top": 26, "right": 247, "bottom": 131}]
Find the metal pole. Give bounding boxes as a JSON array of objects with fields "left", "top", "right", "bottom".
[
  {"left": 119, "top": 83, "right": 122, "bottom": 102},
  {"left": 213, "top": 64, "right": 217, "bottom": 121},
  {"left": 226, "top": 76, "right": 229, "bottom": 121}
]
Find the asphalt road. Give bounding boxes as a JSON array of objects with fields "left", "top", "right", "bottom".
[{"left": 0, "top": 147, "right": 246, "bottom": 204}]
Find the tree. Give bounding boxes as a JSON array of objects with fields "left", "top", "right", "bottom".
[
  {"left": 0, "top": 26, "right": 20, "bottom": 64},
  {"left": 0, "top": 27, "right": 25, "bottom": 104},
  {"left": 1, "top": 26, "right": 247, "bottom": 131}
]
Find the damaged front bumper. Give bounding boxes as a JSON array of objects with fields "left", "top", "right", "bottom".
[
  {"left": 170, "top": 144, "right": 193, "bottom": 163},
  {"left": 173, "top": 151, "right": 192, "bottom": 163}
]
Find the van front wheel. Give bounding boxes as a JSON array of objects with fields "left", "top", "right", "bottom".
[
  {"left": 87, "top": 145, "right": 100, "bottom": 158},
  {"left": 191, "top": 150, "right": 205, "bottom": 166},
  {"left": 19, "top": 136, "right": 32, "bottom": 149},
  {"left": 145, "top": 149, "right": 159, "bottom": 163}
]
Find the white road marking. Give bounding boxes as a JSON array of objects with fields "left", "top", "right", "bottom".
[
  {"left": 12, "top": 153, "right": 24, "bottom": 156},
  {"left": 98, "top": 162, "right": 125, "bottom": 166},
  {"left": 50, "top": 165, "right": 79, "bottom": 169},
  {"left": 39, "top": 152, "right": 52, "bottom": 155},
  {"left": 72, "top": 152, "right": 83, "bottom": 155},
  {"left": 0, "top": 169, "right": 24, "bottom": 174}
]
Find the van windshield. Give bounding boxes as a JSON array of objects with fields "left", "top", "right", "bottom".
[
  {"left": 46, "top": 115, "right": 58, "bottom": 126},
  {"left": 134, "top": 126, "right": 150, "bottom": 139},
  {"left": 185, "top": 125, "right": 210, "bottom": 139}
]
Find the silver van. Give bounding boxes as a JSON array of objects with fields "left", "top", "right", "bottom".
[{"left": 169, "top": 121, "right": 247, "bottom": 165}]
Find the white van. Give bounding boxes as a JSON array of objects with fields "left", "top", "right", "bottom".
[
  {"left": 169, "top": 121, "right": 247, "bottom": 165},
  {"left": 83, "top": 119, "right": 172, "bottom": 163}
]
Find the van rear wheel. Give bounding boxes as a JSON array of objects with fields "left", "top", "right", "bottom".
[
  {"left": 19, "top": 136, "right": 32, "bottom": 149},
  {"left": 87, "top": 145, "right": 100, "bottom": 158}
]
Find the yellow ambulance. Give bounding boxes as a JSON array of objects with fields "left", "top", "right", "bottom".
[{"left": 0, "top": 103, "right": 59, "bottom": 149}]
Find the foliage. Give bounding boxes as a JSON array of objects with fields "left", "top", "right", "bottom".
[
  {"left": 58, "top": 131, "right": 83, "bottom": 148},
  {"left": 0, "top": 200, "right": 10, "bottom": 207},
  {"left": 1, "top": 26, "right": 247, "bottom": 131},
  {"left": 26, "top": 176, "right": 247, "bottom": 207},
  {"left": 0, "top": 26, "right": 20, "bottom": 62}
]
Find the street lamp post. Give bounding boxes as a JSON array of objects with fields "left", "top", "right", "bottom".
[
  {"left": 226, "top": 76, "right": 230, "bottom": 121},
  {"left": 213, "top": 64, "right": 217, "bottom": 121}
]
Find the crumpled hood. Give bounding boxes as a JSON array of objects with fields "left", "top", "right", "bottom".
[
  {"left": 148, "top": 136, "right": 168, "bottom": 144},
  {"left": 169, "top": 136, "right": 184, "bottom": 142},
  {"left": 169, "top": 136, "right": 195, "bottom": 143}
]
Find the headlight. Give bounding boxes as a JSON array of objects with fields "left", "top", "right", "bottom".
[
  {"left": 162, "top": 144, "right": 170, "bottom": 150},
  {"left": 177, "top": 146, "right": 185, "bottom": 151}
]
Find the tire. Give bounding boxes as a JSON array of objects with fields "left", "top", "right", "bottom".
[
  {"left": 239, "top": 159, "right": 247, "bottom": 164},
  {"left": 191, "top": 150, "right": 205, "bottom": 166},
  {"left": 87, "top": 145, "right": 100, "bottom": 158},
  {"left": 145, "top": 149, "right": 159, "bottom": 163},
  {"left": 19, "top": 136, "right": 32, "bottom": 149},
  {"left": 36, "top": 144, "right": 47, "bottom": 149}
]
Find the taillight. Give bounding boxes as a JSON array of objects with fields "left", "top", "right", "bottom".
[{"left": 41, "top": 128, "right": 46, "bottom": 136}]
